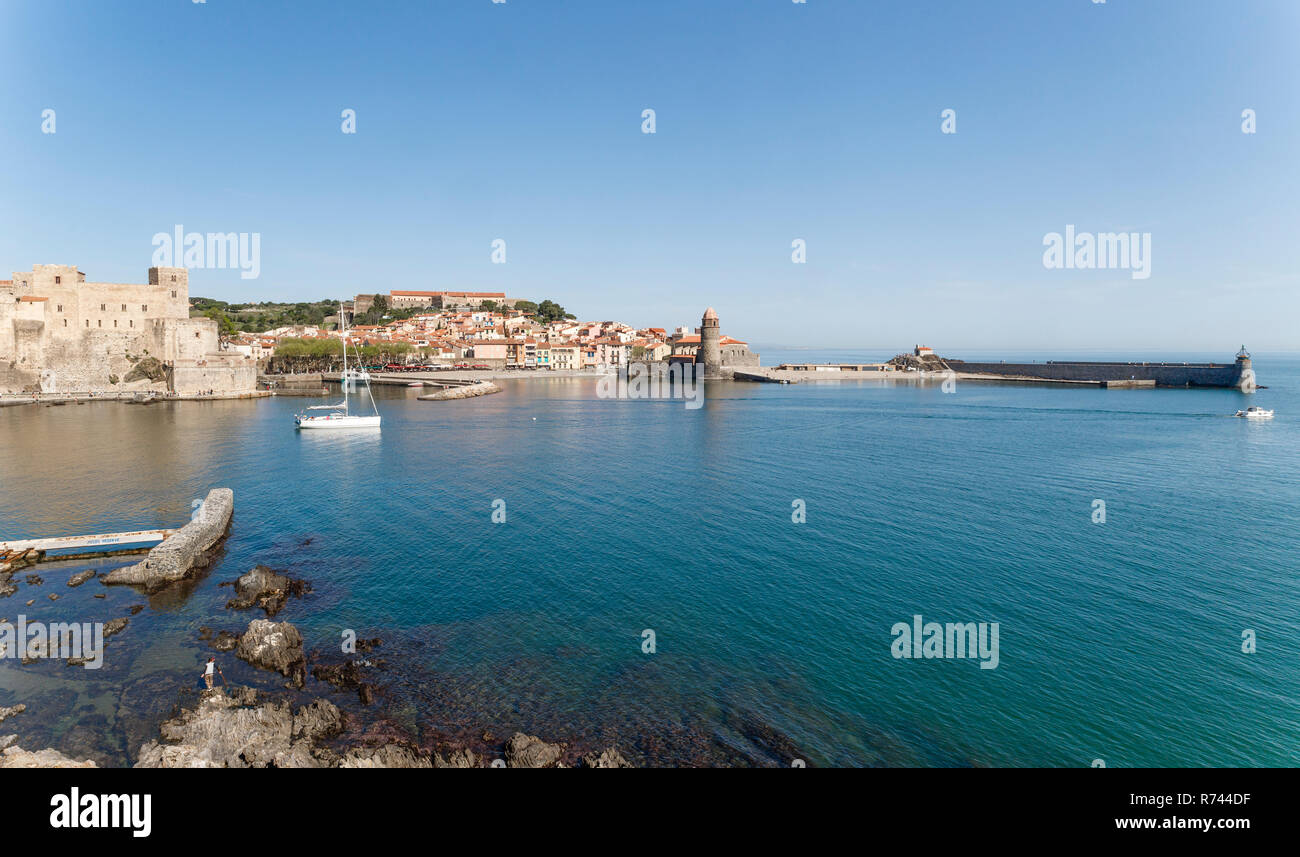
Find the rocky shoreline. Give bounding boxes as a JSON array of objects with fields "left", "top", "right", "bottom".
[{"left": 3, "top": 547, "right": 637, "bottom": 768}]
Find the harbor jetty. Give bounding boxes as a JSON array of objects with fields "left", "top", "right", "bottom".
[
  {"left": 731, "top": 347, "right": 1257, "bottom": 390},
  {"left": 417, "top": 380, "right": 501, "bottom": 401},
  {"left": 103, "top": 488, "right": 234, "bottom": 592}
]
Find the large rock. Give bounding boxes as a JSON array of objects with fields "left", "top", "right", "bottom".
[
  {"left": 0, "top": 704, "right": 26, "bottom": 723},
  {"left": 504, "top": 732, "right": 564, "bottom": 768},
  {"left": 434, "top": 748, "right": 480, "bottom": 768},
  {"left": 236, "top": 619, "right": 305, "bottom": 687},
  {"left": 224, "top": 565, "right": 310, "bottom": 617},
  {"left": 135, "top": 689, "right": 427, "bottom": 768},
  {"left": 104, "top": 488, "right": 233, "bottom": 592},
  {"left": 135, "top": 688, "right": 338, "bottom": 768},
  {"left": 339, "top": 745, "right": 431, "bottom": 768},
  {"left": 0, "top": 743, "right": 97, "bottom": 768}
]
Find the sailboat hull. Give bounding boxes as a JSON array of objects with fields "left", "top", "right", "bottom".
[{"left": 296, "top": 415, "right": 382, "bottom": 430}]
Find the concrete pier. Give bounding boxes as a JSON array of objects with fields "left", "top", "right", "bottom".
[{"left": 103, "top": 488, "right": 233, "bottom": 591}]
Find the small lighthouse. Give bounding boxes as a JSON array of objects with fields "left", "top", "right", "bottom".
[{"left": 1235, "top": 345, "right": 1256, "bottom": 392}]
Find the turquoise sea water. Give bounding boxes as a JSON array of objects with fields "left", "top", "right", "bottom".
[{"left": 1, "top": 351, "right": 1298, "bottom": 766}]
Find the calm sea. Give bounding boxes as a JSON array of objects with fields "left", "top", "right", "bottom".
[{"left": 2, "top": 350, "right": 1297, "bottom": 766}]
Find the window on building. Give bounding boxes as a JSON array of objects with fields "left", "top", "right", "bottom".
[
  {"left": 129, "top": 320, "right": 134, "bottom": 328},
  {"left": 114, "top": 320, "right": 118, "bottom": 328},
  {"left": 121, "top": 304, "right": 126, "bottom": 311},
  {"left": 55, "top": 276, "right": 61, "bottom": 284},
  {"left": 195, "top": 332, "right": 200, "bottom": 338},
  {"left": 142, "top": 304, "right": 148, "bottom": 312},
  {"left": 63, "top": 319, "right": 67, "bottom": 327},
  {"left": 171, "top": 291, "right": 177, "bottom": 298},
  {"left": 100, "top": 303, "right": 106, "bottom": 311},
  {"left": 56, "top": 304, "right": 63, "bottom": 312},
  {"left": 85, "top": 319, "right": 89, "bottom": 328},
  {"left": 98, "top": 320, "right": 102, "bottom": 328}
]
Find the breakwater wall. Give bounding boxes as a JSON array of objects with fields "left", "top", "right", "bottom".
[
  {"left": 949, "top": 360, "right": 1244, "bottom": 388},
  {"left": 104, "top": 488, "right": 233, "bottom": 591},
  {"left": 417, "top": 381, "right": 501, "bottom": 401}
]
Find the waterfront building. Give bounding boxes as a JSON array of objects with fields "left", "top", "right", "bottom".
[
  {"left": 666, "top": 308, "right": 760, "bottom": 378},
  {"left": 0, "top": 264, "right": 257, "bottom": 396}
]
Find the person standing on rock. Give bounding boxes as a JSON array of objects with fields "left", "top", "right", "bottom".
[{"left": 203, "top": 656, "right": 224, "bottom": 690}]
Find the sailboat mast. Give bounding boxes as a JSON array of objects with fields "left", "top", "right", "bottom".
[{"left": 341, "top": 299, "right": 349, "bottom": 414}]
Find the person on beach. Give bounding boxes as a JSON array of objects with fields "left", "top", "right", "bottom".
[{"left": 203, "top": 656, "right": 224, "bottom": 689}]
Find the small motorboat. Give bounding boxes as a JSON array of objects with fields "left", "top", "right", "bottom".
[{"left": 1234, "top": 406, "right": 1274, "bottom": 419}]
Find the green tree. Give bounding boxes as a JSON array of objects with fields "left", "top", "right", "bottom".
[{"left": 204, "top": 307, "right": 238, "bottom": 345}]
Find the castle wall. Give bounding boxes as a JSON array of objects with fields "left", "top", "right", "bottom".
[{"left": 1, "top": 264, "right": 252, "bottom": 396}]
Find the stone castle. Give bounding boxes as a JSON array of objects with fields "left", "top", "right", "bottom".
[{"left": 0, "top": 264, "right": 257, "bottom": 396}]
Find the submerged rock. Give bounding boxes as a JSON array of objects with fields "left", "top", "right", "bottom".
[
  {"left": 224, "top": 565, "right": 311, "bottom": 617},
  {"left": 582, "top": 747, "right": 634, "bottom": 768},
  {"left": 504, "top": 732, "right": 564, "bottom": 768},
  {"left": 103, "top": 617, "right": 129, "bottom": 637},
  {"left": 236, "top": 619, "right": 305, "bottom": 687},
  {"left": 0, "top": 704, "right": 26, "bottom": 723},
  {"left": 67, "top": 570, "right": 96, "bottom": 587},
  {"left": 104, "top": 488, "right": 233, "bottom": 592},
  {"left": 311, "top": 659, "right": 377, "bottom": 705}
]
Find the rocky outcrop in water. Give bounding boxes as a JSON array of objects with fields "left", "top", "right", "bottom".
[
  {"left": 135, "top": 688, "right": 433, "bottom": 768},
  {"left": 0, "top": 704, "right": 26, "bottom": 724},
  {"left": 311, "top": 660, "right": 377, "bottom": 705},
  {"left": 223, "top": 565, "right": 310, "bottom": 617},
  {"left": 199, "top": 626, "right": 240, "bottom": 652},
  {"left": 236, "top": 619, "right": 305, "bottom": 687},
  {"left": 104, "top": 488, "right": 232, "bottom": 592},
  {"left": 67, "top": 570, "right": 96, "bottom": 587},
  {"left": 0, "top": 736, "right": 98, "bottom": 768},
  {"left": 434, "top": 748, "right": 480, "bottom": 768},
  {"left": 338, "top": 744, "right": 431, "bottom": 768},
  {"left": 136, "top": 688, "right": 339, "bottom": 768},
  {"left": 504, "top": 732, "right": 565, "bottom": 768},
  {"left": 582, "top": 747, "right": 633, "bottom": 768}
]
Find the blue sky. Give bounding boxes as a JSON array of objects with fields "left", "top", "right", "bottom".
[{"left": 2, "top": 0, "right": 1297, "bottom": 351}]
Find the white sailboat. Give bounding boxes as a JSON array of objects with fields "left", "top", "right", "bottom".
[{"left": 295, "top": 305, "right": 382, "bottom": 430}]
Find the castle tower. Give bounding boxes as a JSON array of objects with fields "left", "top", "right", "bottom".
[{"left": 697, "top": 306, "right": 722, "bottom": 379}]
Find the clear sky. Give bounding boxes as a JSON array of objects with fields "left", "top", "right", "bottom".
[{"left": 2, "top": 0, "right": 1297, "bottom": 351}]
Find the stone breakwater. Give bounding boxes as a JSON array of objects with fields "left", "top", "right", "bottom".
[
  {"left": 104, "top": 488, "right": 233, "bottom": 592},
  {"left": 417, "top": 380, "right": 501, "bottom": 401}
]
